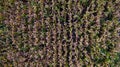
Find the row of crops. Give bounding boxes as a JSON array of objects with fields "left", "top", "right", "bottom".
[{"left": 0, "top": 0, "right": 120, "bottom": 67}]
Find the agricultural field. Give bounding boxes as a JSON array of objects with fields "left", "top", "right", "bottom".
[{"left": 0, "top": 0, "right": 120, "bottom": 67}]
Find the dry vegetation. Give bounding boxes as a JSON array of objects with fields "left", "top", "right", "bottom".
[{"left": 0, "top": 0, "right": 120, "bottom": 67}]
